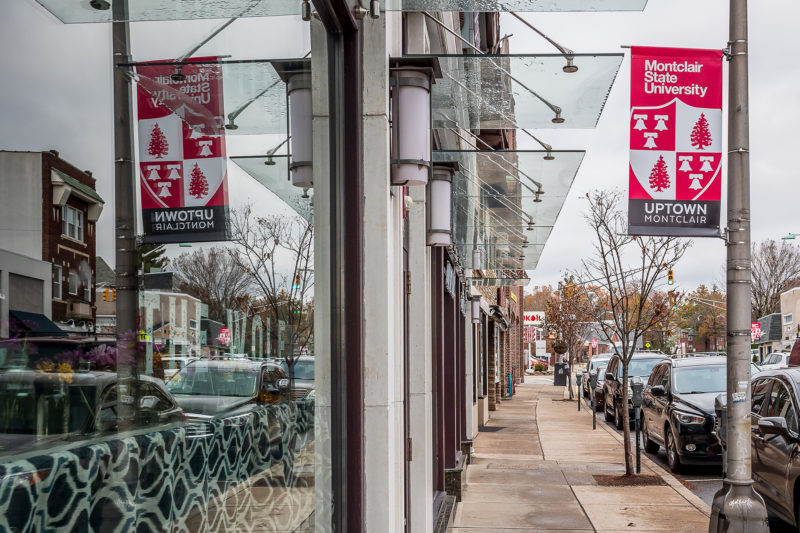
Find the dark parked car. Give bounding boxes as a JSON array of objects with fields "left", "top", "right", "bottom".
[
  {"left": 0, "top": 371, "right": 184, "bottom": 453},
  {"left": 581, "top": 356, "right": 611, "bottom": 398},
  {"left": 166, "top": 359, "right": 289, "bottom": 419},
  {"left": 603, "top": 352, "right": 666, "bottom": 429},
  {"left": 748, "top": 368, "right": 800, "bottom": 527},
  {"left": 278, "top": 356, "right": 315, "bottom": 399},
  {"left": 640, "top": 357, "right": 724, "bottom": 472}
]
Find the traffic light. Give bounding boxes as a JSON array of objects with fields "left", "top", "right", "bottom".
[
  {"left": 111, "top": 288, "right": 117, "bottom": 302},
  {"left": 291, "top": 274, "right": 301, "bottom": 290},
  {"left": 103, "top": 288, "right": 110, "bottom": 302},
  {"left": 667, "top": 269, "right": 674, "bottom": 285}
]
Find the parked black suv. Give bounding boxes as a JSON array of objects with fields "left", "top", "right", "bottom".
[
  {"left": 603, "top": 352, "right": 666, "bottom": 429},
  {"left": 640, "top": 356, "right": 724, "bottom": 472},
  {"left": 748, "top": 368, "right": 800, "bottom": 528}
]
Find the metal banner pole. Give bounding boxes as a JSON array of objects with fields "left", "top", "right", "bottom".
[
  {"left": 711, "top": 0, "right": 769, "bottom": 530},
  {"left": 113, "top": 0, "right": 141, "bottom": 425}
]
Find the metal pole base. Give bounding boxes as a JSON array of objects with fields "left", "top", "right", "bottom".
[{"left": 708, "top": 481, "right": 769, "bottom": 533}]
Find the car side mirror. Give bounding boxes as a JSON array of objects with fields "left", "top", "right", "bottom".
[
  {"left": 758, "top": 417, "right": 790, "bottom": 437},
  {"left": 651, "top": 385, "right": 665, "bottom": 397},
  {"left": 277, "top": 378, "right": 290, "bottom": 392}
]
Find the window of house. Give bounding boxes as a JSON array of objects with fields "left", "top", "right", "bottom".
[
  {"left": 83, "top": 280, "right": 91, "bottom": 301},
  {"left": 52, "top": 265, "right": 62, "bottom": 300},
  {"left": 189, "top": 319, "right": 198, "bottom": 330},
  {"left": 61, "top": 205, "right": 84, "bottom": 242},
  {"left": 68, "top": 272, "right": 79, "bottom": 296},
  {"left": 784, "top": 313, "right": 794, "bottom": 325}
]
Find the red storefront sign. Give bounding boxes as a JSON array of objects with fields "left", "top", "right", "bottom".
[{"left": 628, "top": 47, "right": 723, "bottom": 237}]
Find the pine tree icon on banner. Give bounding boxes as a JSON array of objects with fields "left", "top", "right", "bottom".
[
  {"left": 148, "top": 123, "right": 169, "bottom": 159},
  {"left": 188, "top": 163, "right": 209, "bottom": 199},
  {"left": 690, "top": 114, "right": 712, "bottom": 150},
  {"left": 648, "top": 155, "right": 670, "bottom": 192}
]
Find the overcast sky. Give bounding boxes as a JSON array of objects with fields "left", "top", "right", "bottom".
[{"left": 1, "top": 0, "right": 797, "bottom": 294}]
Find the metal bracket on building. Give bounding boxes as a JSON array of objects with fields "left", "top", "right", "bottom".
[{"left": 354, "top": 0, "right": 380, "bottom": 19}]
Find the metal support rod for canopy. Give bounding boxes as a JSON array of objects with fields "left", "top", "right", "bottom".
[
  {"left": 441, "top": 72, "right": 555, "bottom": 159},
  {"left": 507, "top": 11, "right": 577, "bottom": 73},
  {"left": 458, "top": 127, "right": 545, "bottom": 193},
  {"left": 421, "top": 11, "right": 565, "bottom": 123},
  {"left": 447, "top": 126, "right": 544, "bottom": 200},
  {"left": 225, "top": 50, "right": 311, "bottom": 130}
]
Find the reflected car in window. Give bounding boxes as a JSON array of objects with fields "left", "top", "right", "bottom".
[
  {"left": 641, "top": 357, "right": 724, "bottom": 473},
  {"left": 749, "top": 369, "right": 800, "bottom": 528},
  {"left": 278, "top": 356, "right": 315, "bottom": 399},
  {"left": 166, "top": 359, "right": 289, "bottom": 420},
  {"left": 0, "top": 371, "right": 183, "bottom": 454},
  {"left": 161, "top": 356, "right": 199, "bottom": 381}
]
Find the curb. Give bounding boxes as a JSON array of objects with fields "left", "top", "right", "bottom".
[{"left": 586, "top": 399, "right": 713, "bottom": 518}]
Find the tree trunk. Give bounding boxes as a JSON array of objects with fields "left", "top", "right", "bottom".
[
  {"left": 567, "top": 354, "right": 574, "bottom": 400},
  {"left": 621, "top": 363, "right": 634, "bottom": 475}
]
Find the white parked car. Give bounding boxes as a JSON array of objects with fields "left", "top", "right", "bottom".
[
  {"left": 757, "top": 352, "right": 791, "bottom": 371},
  {"left": 162, "top": 356, "right": 199, "bottom": 381}
]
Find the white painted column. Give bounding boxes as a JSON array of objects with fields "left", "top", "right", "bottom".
[
  {"left": 464, "top": 300, "right": 475, "bottom": 441},
  {"left": 362, "top": 11, "right": 405, "bottom": 533},
  {"left": 310, "top": 17, "right": 333, "bottom": 533},
  {"left": 407, "top": 184, "right": 433, "bottom": 532}
]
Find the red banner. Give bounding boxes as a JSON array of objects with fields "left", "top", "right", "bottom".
[
  {"left": 628, "top": 47, "right": 723, "bottom": 237},
  {"left": 137, "top": 58, "right": 229, "bottom": 243}
]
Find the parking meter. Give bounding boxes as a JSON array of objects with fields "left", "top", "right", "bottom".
[
  {"left": 589, "top": 370, "right": 598, "bottom": 392},
  {"left": 631, "top": 377, "right": 644, "bottom": 407},
  {"left": 576, "top": 372, "right": 583, "bottom": 411},
  {"left": 632, "top": 377, "right": 644, "bottom": 473}
]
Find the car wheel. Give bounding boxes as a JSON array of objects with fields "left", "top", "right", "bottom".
[
  {"left": 614, "top": 401, "right": 624, "bottom": 430},
  {"left": 642, "top": 417, "right": 660, "bottom": 453},
  {"left": 666, "top": 426, "right": 681, "bottom": 473}
]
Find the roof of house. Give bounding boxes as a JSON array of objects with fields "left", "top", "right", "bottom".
[
  {"left": 53, "top": 168, "right": 103, "bottom": 204},
  {"left": 95, "top": 257, "right": 114, "bottom": 285},
  {"left": 756, "top": 312, "right": 783, "bottom": 343}
]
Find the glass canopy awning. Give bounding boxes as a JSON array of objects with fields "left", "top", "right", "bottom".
[
  {"left": 231, "top": 155, "right": 313, "bottom": 219},
  {"left": 416, "top": 54, "right": 623, "bottom": 136},
  {"left": 130, "top": 59, "right": 298, "bottom": 136},
  {"left": 435, "top": 149, "right": 583, "bottom": 272},
  {"left": 35, "top": 0, "right": 647, "bottom": 23}
]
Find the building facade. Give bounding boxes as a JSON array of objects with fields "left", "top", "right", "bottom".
[{"left": 0, "top": 150, "right": 103, "bottom": 338}]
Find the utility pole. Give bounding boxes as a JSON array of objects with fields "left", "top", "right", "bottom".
[
  {"left": 112, "top": 0, "right": 142, "bottom": 418},
  {"left": 710, "top": 0, "right": 769, "bottom": 530}
]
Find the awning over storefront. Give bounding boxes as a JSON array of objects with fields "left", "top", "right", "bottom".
[
  {"left": 436, "top": 149, "right": 583, "bottom": 272},
  {"left": 9, "top": 310, "right": 68, "bottom": 337},
  {"left": 416, "top": 54, "right": 623, "bottom": 138},
  {"left": 34, "top": 0, "right": 648, "bottom": 23},
  {"left": 231, "top": 155, "right": 313, "bottom": 219},
  {"left": 128, "top": 59, "right": 296, "bottom": 136}
]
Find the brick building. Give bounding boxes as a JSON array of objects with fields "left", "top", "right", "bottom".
[{"left": 0, "top": 150, "right": 103, "bottom": 338}]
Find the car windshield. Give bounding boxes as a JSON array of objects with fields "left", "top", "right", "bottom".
[
  {"left": 280, "top": 360, "right": 315, "bottom": 380},
  {"left": 166, "top": 362, "right": 258, "bottom": 397},
  {"left": 624, "top": 358, "right": 663, "bottom": 377},
  {"left": 596, "top": 365, "right": 607, "bottom": 382},
  {"left": 672, "top": 365, "right": 726, "bottom": 394},
  {"left": 0, "top": 381, "right": 97, "bottom": 436},
  {"left": 589, "top": 359, "right": 609, "bottom": 371}
]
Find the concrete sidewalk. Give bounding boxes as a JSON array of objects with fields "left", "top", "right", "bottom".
[{"left": 449, "top": 379, "right": 711, "bottom": 532}]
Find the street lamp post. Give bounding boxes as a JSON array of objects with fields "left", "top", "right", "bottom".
[{"left": 710, "top": 0, "right": 770, "bottom": 531}]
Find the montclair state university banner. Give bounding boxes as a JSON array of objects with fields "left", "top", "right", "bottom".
[
  {"left": 137, "top": 58, "right": 229, "bottom": 243},
  {"left": 628, "top": 47, "right": 723, "bottom": 237}
]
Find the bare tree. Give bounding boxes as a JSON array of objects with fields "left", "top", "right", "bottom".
[
  {"left": 545, "top": 278, "right": 592, "bottom": 400},
  {"left": 751, "top": 239, "right": 800, "bottom": 320},
  {"left": 229, "top": 206, "right": 313, "bottom": 385},
  {"left": 170, "top": 247, "right": 252, "bottom": 323},
  {"left": 574, "top": 190, "right": 690, "bottom": 476}
]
